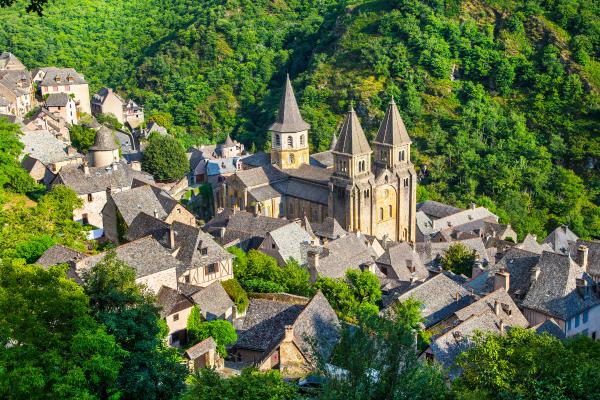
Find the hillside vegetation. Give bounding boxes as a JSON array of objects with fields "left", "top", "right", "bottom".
[{"left": 1, "top": 0, "right": 599, "bottom": 239}]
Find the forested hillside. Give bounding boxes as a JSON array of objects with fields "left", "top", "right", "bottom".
[{"left": 1, "top": 0, "right": 599, "bottom": 239}]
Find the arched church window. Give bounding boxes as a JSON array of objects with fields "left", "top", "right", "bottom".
[
  {"left": 379, "top": 207, "right": 384, "bottom": 221},
  {"left": 300, "top": 134, "right": 305, "bottom": 146},
  {"left": 289, "top": 154, "right": 295, "bottom": 164},
  {"left": 389, "top": 205, "right": 393, "bottom": 217},
  {"left": 287, "top": 136, "right": 293, "bottom": 147},
  {"left": 275, "top": 134, "right": 280, "bottom": 146}
]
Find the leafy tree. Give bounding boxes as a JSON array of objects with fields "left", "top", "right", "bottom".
[
  {"left": 454, "top": 328, "right": 600, "bottom": 399},
  {"left": 69, "top": 125, "right": 97, "bottom": 154},
  {"left": 243, "top": 278, "right": 286, "bottom": 293},
  {"left": 0, "top": 117, "right": 40, "bottom": 194},
  {"left": 186, "top": 307, "right": 237, "bottom": 357},
  {"left": 317, "top": 296, "right": 447, "bottom": 400},
  {"left": 82, "top": 252, "right": 187, "bottom": 400},
  {"left": 184, "top": 368, "right": 297, "bottom": 400},
  {"left": 315, "top": 276, "right": 358, "bottom": 320},
  {"left": 346, "top": 269, "right": 382, "bottom": 305},
  {"left": 0, "top": 261, "right": 124, "bottom": 399},
  {"left": 221, "top": 278, "right": 249, "bottom": 314},
  {"left": 13, "top": 234, "right": 54, "bottom": 263},
  {"left": 96, "top": 113, "right": 123, "bottom": 131},
  {"left": 441, "top": 243, "right": 476, "bottom": 277},
  {"left": 142, "top": 134, "right": 188, "bottom": 182}
]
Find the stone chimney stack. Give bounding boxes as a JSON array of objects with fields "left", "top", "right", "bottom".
[
  {"left": 307, "top": 248, "right": 321, "bottom": 282},
  {"left": 471, "top": 259, "right": 484, "bottom": 280},
  {"left": 169, "top": 225, "right": 176, "bottom": 250},
  {"left": 284, "top": 325, "right": 294, "bottom": 342},
  {"left": 494, "top": 267, "right": 510, "bottom": 292},
  {"left": 577, "top": 245, "right": 589, "bottom": 272},
  {"left": 154, "top": 209, "right": 159, "bottom": 219},
  {"left": 499, "top": 319, "right": 505, "bottom": 334},
  {"left": 494, "top": 300, "right": 501, "bottom": 316},
  {"left": 83, "top": 159, "right": 90, "bottom": 175},
  {"left": 531, "top": 266, "right": 541, "bottom": 282}
]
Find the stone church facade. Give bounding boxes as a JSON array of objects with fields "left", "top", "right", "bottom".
[{"left": 215, "top": 75, "right": 416, "bottom": 242}]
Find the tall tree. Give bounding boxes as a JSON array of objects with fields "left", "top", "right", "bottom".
[
  {"left": 82, "top": 253, "right": 188, "bottom": 400},
  {"left": 142, "top": 134, "right": 188, "bottom": 182}
]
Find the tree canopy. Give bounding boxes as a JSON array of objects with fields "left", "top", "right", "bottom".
[{"left": 142, "top": 134, "right": 188, "bottom": 182}]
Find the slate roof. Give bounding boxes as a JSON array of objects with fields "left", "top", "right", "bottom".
[
  {"left": 386, "top": 272, "right": 474, "bottom": 328},
  {"left": 267, "top": 223, "right": 314, "bottom": 264},
  {"left": 468, "top": 247, "right": 540, "bottom": 301},
  {"left": 276, "top": 179, "right": 330, "bottom": 205},
  {"left": 453, "top": 289, "right": 528, "bottom": 328},
  {"left": 431, "top": 207, "right": 497, "bottom": 232},
  {"left": 39, "top": 67, "right": 87, "bottom": 86},
  {"left": 374, "top": 98, "right": 411, "bottom": 146},
  {"left": 269, "top": 75, "right": 310, "bottom": 133},
  {"left": 111, "top": 185, "right": 179, "bottom": 225},
  {"left": 56, "top": 161, "right": 154, "bottom": 194},
  {"left": 77, "top": 236, "right": 181, "bottom": 279},
  {"left": 147, "top": 121, "right": 167, "bottom": 135},
  {"left": 156, "top": 285, "right": 193, "bottom": 318},
  {"left": 205, "top": 157, "right": 239, "bottom": 176},
  {"left": 189, "top": 281, "right": 235, "bottom": 320},
  {"left": 543, "top": 225, "right": 579, "bottom": 254},
  {"left": 284, "top": 164, "right": 333, "bottom": 185},
  {"left": 315, "top": 233, "right": 376, "bottom": 279},
  {"left": 376, "top": 241, "right": 429, "bottom": 282},
  {"left": 232, "top": 164, "right": 288, "bottom": 187},
  {"left": 417, "top": 201, "right": 463, "bottom": 220},
  {"left": 429, "top": 308, "right": 522, "bottom": 375},
  {"left": 521, "top": 251, "right": 600, "bottom": 320},
  {"left": 185, "top": 337, "right": 217, "bottom": 360},
  {"left": 241, "top": 151, "right": 271, "bottom": 168},
  {"left": 515, "top": 234, "right": 553, "bottom": 254},
  {"left": 0, "top": 70, "right": 31, "bottom": 96},
  {"left": 247, "top": 184, "right": 282, "bottom": 203},
  {"left": 124, "top": 212, "right": 171, "bottom": 242},
  {"left": 45, "top": 92, "right": 70, "bottom": 108},
  {"left": 235, "top": 292, "right": 338, "bottom": 363},
  {"left": 310, "top": 151, "right": 334, "bottom": 169},
  {"left": 205, "top": 210, "right": 290, "bottom": 249},
  {"left": 170, "top": 221, "right": 233, "bottom": 273},
  {"left": 533, "top": 319, "right": 566, "bottom": 339},
  {"left": 90, "top": 126, "right": 118, "bottom": 151},
  {"left": 236, "top": 298, "right": 305, "bottom": 352},
  {"left": 91, "top": 87, "right": 123, "bottom": 106},
  {"left": 312, "top": 217, "right": 347, "bottom": 240},
  {"left": 36, "top": 244, "right": 86, "bottom": 267},
  {"left": 0, "top": 52, "right": 26, "bottom": 70},
  {"left": 333, "top": 107, "right": 371, "bottom": 155},
  {"left": 20, "top": 130, "right": 83, "bottom": 165}
]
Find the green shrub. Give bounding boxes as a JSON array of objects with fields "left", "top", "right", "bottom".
[{"left": 222, "top": 278, "right": 249, "bottom": 314}]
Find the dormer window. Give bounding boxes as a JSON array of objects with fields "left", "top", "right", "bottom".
[
  {"left": 54, "top": 75, "right": 61, "bottom": 83},
  {"left": 67, "top": 75, "right": 74, "bottom": 82},
  {"left": 200, "top": 247, "right": 208, "bottom": 256}
]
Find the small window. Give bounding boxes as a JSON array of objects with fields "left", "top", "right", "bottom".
[
  {"left": 272, "top": 243, "right": 276, "bottom": 249},
  {"left": 206, "top": 264, "right": 218, "bottom": 274},
  {"left": 173, "top": 313, "right": 179, "bottom": 321},
  {"left": 177, "top": 208, "right": 181, "bottom": 214},
  {"left": 364, "top": 190, "right": 369, "bottom": 198},
  {"left": 289, "top": 154, "right": 295, "bottom": 164},
  {"left": 381, "top": 266, "right": 388, "bottom": 275},
  {"left": 275, "top": 134, "right": 281, "bottom": 146},
  {"left": 87, "top": 193, "right": 93, "bottom": 202},
  {"left": 300, "top": 135, "right": 305, "bottom": 146},
  {"left": 583, "top": 310, "right": 589, "bottom": 323},
  {"left": 287, "top": 136, "right": 293, "bottom": 147},
  {"left": 388, "top": 205, "right": 393, "bottom": 217},
  {"left": 379, "top": 208, "right": 384, "bottom": 221},
  {"left": 200, "top": 247, "right": 208, "bottom": 256},
  {"left": 184, "top": 275, "right": 190, "bottom": 283},
  {"left": 575, "top": 315, "right": 580, "bottom": 328}
]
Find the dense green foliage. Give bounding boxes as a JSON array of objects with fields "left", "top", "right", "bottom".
[
  {"left": 441, "top": 242, "right": 477, "bottom": 276},
  {"left": 142, "top": 134, "right": 189, "bottom": 182},
  {"left": 0, "top": 117, "right": 40, "bottom": 194},
  {"left": 319, "top": 297, "right": 447, "bottom": 400},
  {"left": 315, "top": 269, "right": 382, "bottom": 321},
  {"left": 184, "top": 368, "right": 297, "bottom": 400},
  {"left": 186, "top": 306, "right": 237, "bottom": 356},
  {"left": 0, "top": 261, "right": 124, "bottom": 399},
  {"left": 82, "top": 253, "right": 188, "bottom": 400},
  {"left": 69, "top": 125, "right": 97, "bottom": 154},
  {"left": 1, "top": 0, "right": 599, "bottom": 239},
  {"left": 221, "top": 278, "right": 249, "bottom": 314},
  {"left": 454, "top": 328, "right": 600, "bottom": 399},
  {"left": 229, "top": 247, "right": 315, "bottom": 297}
]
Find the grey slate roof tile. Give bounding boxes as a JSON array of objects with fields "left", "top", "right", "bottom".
[
  {"left": 189, "top": 281, "right": 234, "bottom": 320},
  {"left": 333, "top": 107, "right": 371, "bottom": 155},
  {"left": 374, "top": 99, "right": 411, "bottom": 146},
  {"left": 269, "top": 75, "right": 310, "bottom": 133}
]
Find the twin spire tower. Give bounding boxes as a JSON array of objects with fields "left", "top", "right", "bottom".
[{"left": 269, "top": 75, "right": 416, "bottom": 242}]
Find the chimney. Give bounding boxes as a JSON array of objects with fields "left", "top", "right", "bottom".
[
  {"left": 307, "top": 248, "right": 321, "bottom": 282},
  {"left": 411, "top": 329, "right": 418, "bottom": 353},
  {"left": 499, "top": 319, "right": 505, "bottom": 334},
  {"left": 454, "top": 292, "right": 460, "bottom": 301},
  {"left": 112, "top": 162, "right": 118, "bottom": 171},
  {"left": 130, "top": 161, "right": 141, "bottom": 171},
  {"left": 83, "top": 159, "right": 90, "bottom": 175},
  {"left": 284, "top": 325, "right": 294, "bottom": 342},
  {"left": 576, "top": 278, "right": 589, "bottom": 299},
  {"left": 531, "top": 266, "right": 540, "bottom": 282},
  {"left": 362, "top": 261, "right": 377, "bottom": 274},
  {"left": 470, "top": 202, "right": 476, "bottom": 210},
  {"left": 154, "top": 209, "right": 159, "bottom": 219},
  {"left": 169, "top": 225, "right": 176, "bottom": 249},
  {"left": 494, "top": 300, "right": 501, "bottom": 316},
  {"left": 494, "top": 267, "right": 510, "bottom": 292},
  {"left": 577, "top": 245, "right": 589, "bottom": 271}
]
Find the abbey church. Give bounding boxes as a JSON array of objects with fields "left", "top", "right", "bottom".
[{"left": 215, "top": 76, "right": 417, "bottom": 242}]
